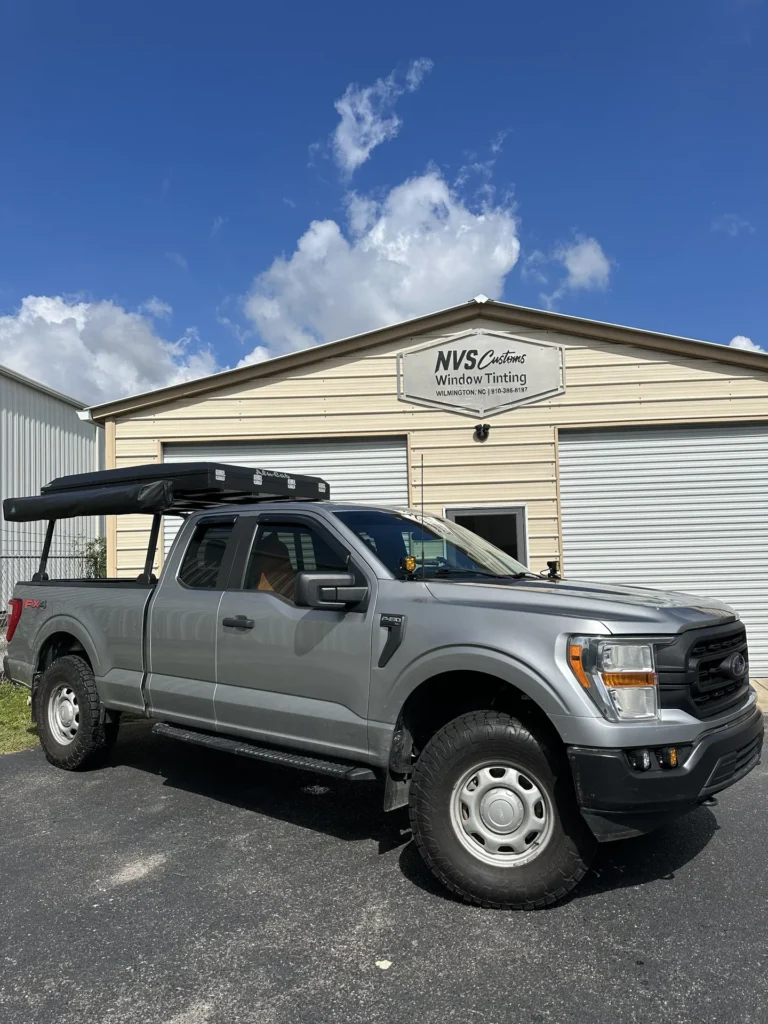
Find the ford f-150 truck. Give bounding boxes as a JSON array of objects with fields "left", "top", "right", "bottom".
[{"left": 3, "top": 463, "right": 763, "bottom": 909}]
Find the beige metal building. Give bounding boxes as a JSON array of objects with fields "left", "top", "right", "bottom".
[{"left": 89, "top": 298, "right": 768, "bottom": 673}]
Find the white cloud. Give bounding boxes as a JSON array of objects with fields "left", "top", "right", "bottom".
[
  {"left": 0, "top": 296, "right": 219, "bottom": 404},
  {"left": 235, "top": 346, "right": 270, "bottom": 369},
  {"left": 454, "top": 156, "right": 495, "bottom": 190},
  {"left": 729, "top": 334, "right": 764, "bottom": 352},
  {"left": 490, "top": 129, "right": 510, "bottom": 154},
  {"left": 521, "top": 250, "right": 548, "bottom": 286},
  {"left": 405, "top": 58, "right": 434, "bottom": 92},
  {"left": 331, "top": 59, "right": 433, "bottom": 176},
  {"left": 165, "top": 251, "right": 188, "bottom": 270},
  {"left": 555, "top": 236, "right": 611, "bottom": 290},
  {"left": 210, "top": 216, "right": 228, "bottom": 237},
  {"left": 140, "top": 296, "right": 173, "bottom": 319},
  {"left": 541, "top": 235, "right": 612, "bottom": 308},
  {"left": 712, "top": 213, "right": 755, "bottom": 237},
  {"left": 244, "top": 170, "right": 519, "bottom": 352},
  {"left": 216, "top": 314, "right": 253, "bottom": 345}
]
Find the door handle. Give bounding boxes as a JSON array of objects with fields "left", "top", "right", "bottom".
[{"left": 222, "top": 615, "right": 255, "bottom": 629}]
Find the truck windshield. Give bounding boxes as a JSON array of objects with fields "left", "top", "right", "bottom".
[{"left": 334, "top": 508, "right": 531, "bottom": 580}]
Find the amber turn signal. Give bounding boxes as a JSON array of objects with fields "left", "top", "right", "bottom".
[
  {"left": 567, "top": 641, "right": 591, "bottom": 688},
  {"left": 659, "top": 746, "right": 679, "bottom": 769},
  {"left": 601, "top": 671, "right": 658, "bottom": 687}
]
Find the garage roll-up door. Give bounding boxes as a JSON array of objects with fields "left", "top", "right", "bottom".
[
  {"left": 162, "top": 436, "right": 409, "bottom": 558},
  {"left": 559, "top": 424, "right": 768, "bottom": 676}
]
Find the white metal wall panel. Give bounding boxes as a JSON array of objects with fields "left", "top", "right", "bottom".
[
  {"left": 0, "top": 369, "right": 103, "bottom": 604},
  {"left": 161, "top": 436, "right": 409, "bottom": 556},
  {"left": 559, "top": 424, "right": 768, "bottom": 675}
]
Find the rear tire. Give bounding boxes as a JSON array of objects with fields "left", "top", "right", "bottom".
[
  {"left": 409, "top": 711, "right": 596, "bottom": 909},
  {"left": 37, "top": 655, "right": 118, "bottom": 770}
]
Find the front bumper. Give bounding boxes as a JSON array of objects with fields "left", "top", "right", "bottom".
[{"left": 568, "top": 703, "right": 763, "bottom": 841}]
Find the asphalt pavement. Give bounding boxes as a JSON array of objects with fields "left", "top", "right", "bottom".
[{"left": 1, "top": 719, "right": 766, "bottom": 1024}]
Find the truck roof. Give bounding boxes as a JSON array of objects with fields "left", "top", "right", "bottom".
[{"left": 181, "top": 500, "right": 404, "bottom": 517}]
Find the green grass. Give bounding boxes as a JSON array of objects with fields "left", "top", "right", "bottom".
[{"left": 0, "top": 680, "right": 39, "bottom": 754}]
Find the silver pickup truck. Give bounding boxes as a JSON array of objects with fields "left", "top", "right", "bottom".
[{"left": 3, "top": 463, "right": 763, "bottom": 909}]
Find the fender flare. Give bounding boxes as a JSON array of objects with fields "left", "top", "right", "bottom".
[
  {"left": 380, "top": 645, "right": 578, "bottom": 813},
  {"left": 33, "top": 614, "right": 103, "bottom": 679},
  {"left": 382, "top": 644, "right": 574, "bottom": 724}
]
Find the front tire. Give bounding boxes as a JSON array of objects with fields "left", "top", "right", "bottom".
[
  {"left": 37, "top": 656, "right": 119, "bottom": 770},
  {"left": 409, "top": 711, "right": 595, "bottom": 909}
]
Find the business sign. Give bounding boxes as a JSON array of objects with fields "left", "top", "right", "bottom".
[{"left": 397, "top": 329, "right": 566, "bottom": 418}]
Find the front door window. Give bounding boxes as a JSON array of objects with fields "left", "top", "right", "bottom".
[{"left": 243, "top": 522, "right": 348, "bottom": 601}]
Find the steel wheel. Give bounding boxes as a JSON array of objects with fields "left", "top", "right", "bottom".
[
  {"left": 47, "top": 685, "right": 80, "bottom": 745},
  {"left": 450, "top": 760, "right": 554, "bottom": 867}
]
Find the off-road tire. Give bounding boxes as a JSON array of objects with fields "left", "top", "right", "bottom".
[
  {"left": 37, "top": 655, "right": 118, "bottom": 770},
  {"left": 409, "top": 711, "right": 596, "bottom": 909}
]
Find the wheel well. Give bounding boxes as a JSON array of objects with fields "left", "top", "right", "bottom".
[
  {"left": 37, "top": 632, "right": 92, "bottom": 676},
  {"left": 397, "top": 671, "right": 561, "bottom": 763}
]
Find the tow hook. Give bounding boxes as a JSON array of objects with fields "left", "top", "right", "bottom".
[{"left": 700, "top": 796, "right": 718, "bottom": 807}]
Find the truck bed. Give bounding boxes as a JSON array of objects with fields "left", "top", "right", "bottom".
[{"left": 5, "top": 579, "right": 154, "bottom": 712}]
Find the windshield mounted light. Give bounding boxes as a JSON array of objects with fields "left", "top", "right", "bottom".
[{"left": 567, "top": 637, "right": 660, "bottom": 722}]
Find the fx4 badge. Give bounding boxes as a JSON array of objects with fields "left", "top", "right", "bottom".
[{"left": 23, "top": 599, "right": 46, "bottom": 610}]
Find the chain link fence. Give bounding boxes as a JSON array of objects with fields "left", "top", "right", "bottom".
[
  {"left": 0, "top": 538, "right": 106, "bottom": 671},
  {"left": 0, "top": 552, "right": 94, "bottom": 608}
]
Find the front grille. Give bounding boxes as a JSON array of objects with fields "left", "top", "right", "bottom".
[
  {"left": 692, "top": 679, "right": 743, "bottom": 713},
  {"left": 691, "top": 632, "right": 745, "bottom": 659},
  {"left": 657, "top": 623, "right": 751, "bottom": 720}
]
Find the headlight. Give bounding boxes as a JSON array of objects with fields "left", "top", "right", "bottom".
[{"left": 568, "top": 636, "right": 659, "bottom": 721}]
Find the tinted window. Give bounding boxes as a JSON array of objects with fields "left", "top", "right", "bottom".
[
  {"left": 178, "top": 521, "right": 235, "bottom": 589},
  {"left": 244, "top": 522, "right": 347, "bottom": 601},
  {"left": 334, "top": 509, "right": 528, "bottom": 579},
  {"left": 452, "top": 513, "right": 520, "bottom": 561}
]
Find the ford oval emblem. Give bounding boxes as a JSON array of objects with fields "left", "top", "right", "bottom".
[{"left": 731, "top": 652, "right": 747, "bottom": 679}]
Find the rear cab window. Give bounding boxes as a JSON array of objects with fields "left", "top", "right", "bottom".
[{"left": 178, "top": 519, "right": 237, "bottom": 589}]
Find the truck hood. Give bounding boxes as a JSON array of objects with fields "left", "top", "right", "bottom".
[{"left": 424, "top": 575, "right": 738, "bottom": 633}]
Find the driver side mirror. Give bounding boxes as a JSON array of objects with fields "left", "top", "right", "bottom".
[{"left": 294, "top": 571, "right": 369, "bottom": 610}]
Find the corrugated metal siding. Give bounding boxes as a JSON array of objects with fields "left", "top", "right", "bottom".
[
  {"left": 559, "top": 425, "right": 768, "bottom": 675},
  {"left": 0, "top": 370, "right": 102, "bottom": 603},
  {"left": 161, "top": 436, "right": 410, "bottom": 557},
  {"left": 111, "top": 316, "right": 768, "bottom": 578}
]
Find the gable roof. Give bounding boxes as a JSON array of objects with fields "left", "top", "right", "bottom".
[
  {"left": 88, "top": 297, "right": 768, "bottom": 423},
  {"left": 1, "top": 362, "right": 87, "bottom": 410}
]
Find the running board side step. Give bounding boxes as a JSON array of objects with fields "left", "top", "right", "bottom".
[{"left": 152, "top": 722, "right": 377, "bottom": 781}]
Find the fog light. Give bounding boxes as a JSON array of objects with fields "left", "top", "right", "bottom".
[
  {"left": 628, "top": 749, "right": 652, "bottom": 772},
  {"left": 400, "top": 555, "right": 417, "bottom": 573},
  {"left": 658, "top": 746, "right": 679, "bottom": 769}
]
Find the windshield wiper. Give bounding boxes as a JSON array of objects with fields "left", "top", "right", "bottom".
[{"left": 431, "top": 567, "right": 504, "bottom": 579}]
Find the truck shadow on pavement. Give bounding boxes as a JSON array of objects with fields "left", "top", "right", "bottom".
[
  {"left": 111, "top": 721, "right": 720, "bottom": 905},
  {"left": 398, "top": 809, "right": 720, "bottom": 906}
]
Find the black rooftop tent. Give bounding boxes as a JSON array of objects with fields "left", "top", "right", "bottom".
[
  {"left": 2, "top": 462, "right": 330, "bottom": 583},
  {"left": 3, "top": 462, "right": 329, "bottom": 522}
]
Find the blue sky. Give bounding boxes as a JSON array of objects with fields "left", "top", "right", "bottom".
[{"left": 0, "top": 0, "right": 765, "bottom": 402}]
